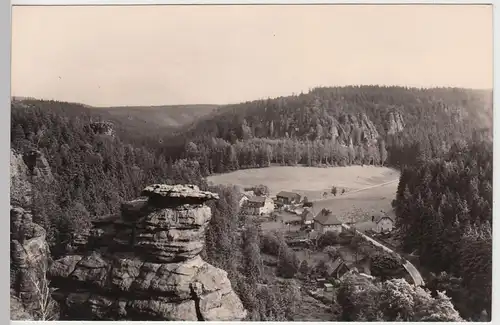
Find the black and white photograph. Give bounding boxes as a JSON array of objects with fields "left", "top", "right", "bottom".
[{"left": 9, "top": 3, "right": 494, "bottom": 322}]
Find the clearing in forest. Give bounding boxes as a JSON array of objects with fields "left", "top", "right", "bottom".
[{"left": 207, "top": 165, "right": 399, "bottom": 198}]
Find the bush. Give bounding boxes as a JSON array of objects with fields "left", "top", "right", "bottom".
[
  {"left": 323, "top": 245, "right": 340, "bottom": 259},
  {"left": 245, "top": 184, "right": 270, "bottom": 196},
  {"left": 261, "top": 232, "right": 283, "bottom": 256},
  {"left": 317, "top": 231, "right": 340, "bottom": 248}
]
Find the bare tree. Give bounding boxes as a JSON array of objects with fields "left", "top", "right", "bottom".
[{"left": 26, "top": 259, "right": 58, "bottom": 321}]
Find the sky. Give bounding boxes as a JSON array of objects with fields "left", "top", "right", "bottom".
[{"left": 11, "top": 5, "right": 493, "bottom": 107}]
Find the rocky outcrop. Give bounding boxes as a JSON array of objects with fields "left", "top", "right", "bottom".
[
  {"left": 49, "top": 184, "right": 247, "bottom": 321},
  {"left": 333, "top": 113, "right": 379, "bottom": 145},
  {"left": 22, "top": 149, "right": 53, "bottom": 181},
  {"left": 387, "top": 111, "right": 405, "bottom": 135},
  {"left": 10, "top": 206, "right": 51, "bottom": 308},
  {"left": 359, "top": 113, "right": 379, "bottom": 143},
  {"left": 10, "top": 149, "right": 33, "bottom": 207},
  {"left": 90, "top": 121, "right": 115, "bottom": 137}
]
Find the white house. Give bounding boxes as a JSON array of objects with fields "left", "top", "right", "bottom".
[
  {"left": 314, "top": 209, "right": 343, "bottom": 233},
  {"left": 372, "top": 214, "right": 395, "bottom": 233},
  {"left": 242, "top": 196, "right": 275, "bottom": 215}
]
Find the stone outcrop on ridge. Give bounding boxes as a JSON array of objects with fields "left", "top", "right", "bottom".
[{"left": 49, "top": 184, "right": 247, "bottom": 321}]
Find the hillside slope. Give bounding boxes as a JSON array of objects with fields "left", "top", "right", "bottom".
[
  {"left": 160, "top": 86, "right": 492, "bottom": 173},
  {"left": 178, "top": 86, "right": 492, "bottom": 141},
  {"left": 94, "top": 104, "right": 217, "bottom": 130},
  {"left": 11, "top": 99, "right": 217, "bottom": 147}
]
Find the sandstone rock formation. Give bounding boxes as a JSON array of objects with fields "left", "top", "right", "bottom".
[
  {"left": 23, "top": 149, "right": 54, "bottom": 181},
  {"left": 10, "top": 206, "right": 51, "bottom": 309},
  {"left": 359, "top": 113, "right": 379, "bottom": 143},
  {"left": 90, "top": 121, "right": 115, "bottom": 137},
  {"left": 10, "top": 149, "right": 33, "bottom": 207},
  {"left": 387, "top": 111, "right": 405, "bottom": 135},
  {"left": 49, "top": 184, "right": 247, "bottom": 321}
]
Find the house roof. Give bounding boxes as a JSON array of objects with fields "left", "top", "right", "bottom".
[
  {"left": 315, "top": 210, "right": 342, "bottom": 225},
  {"left": 276, "top": 191, "right": 301, "bottom": 199},
  {"left": 326, "top": 257, "right": 344, "bottom": 275},
  {"left": 373, "top": 213, "right": 394, "bottom": 223}
]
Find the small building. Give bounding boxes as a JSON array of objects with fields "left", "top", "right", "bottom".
[
  {"left": 372, "top": 214, "right": 394, "bottom": 233},
  {"left": 301, "top": 208, "right": 315, "bottom": 225},
  {"left": 314, "top": 209, "right": 343, "bottom": 233},
  {"left": 324, "top": 257, "right": 351, "bottom": 279},
  {"left": 238, "top": 190, "right": 255, "bottom": 208},
  {"left": 242, "top": 196, "right": 275, "bottom": 215},
  {"left": 276, "top": 191, "right": 302, "bottom": 205}
]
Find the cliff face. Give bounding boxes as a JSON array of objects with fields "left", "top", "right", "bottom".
[
  {"left": 23, "top": 149, "right": 53, "bottom": 180},
  {"left": 49, "top": 184, "right": 247, "bottom": 321},
  {"left": 330, "top": 113, "right": 379, "bottom": 145},
  {"left": 10, "top": 206, "right": 51, "bottom": 309},
  {"left": 10, "top": 150, "right": 32, "bottom": 207},
  {"left": 387, "top": 111, "right": 405, "bottom": 135}
]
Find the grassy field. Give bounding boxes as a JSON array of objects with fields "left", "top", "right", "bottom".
[
  {"left": 209, "top": 165, "right": 399, "bottom": 225},
  {"left": 207, "top": 165, "right": 399, "bottom": 199},
  {"left": 311, "top": 180, "right": 398, "bottom": 223}
]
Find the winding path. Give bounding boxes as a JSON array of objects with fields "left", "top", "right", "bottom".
[{"left": 341, "top": 224, "right": 425, "bottom": 286}]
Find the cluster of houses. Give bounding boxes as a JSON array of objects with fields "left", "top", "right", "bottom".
[
  {"left": 239, "top": 190, "right": 302, "bottom": 216},
  {"left": 239, "top": 189, "right": 395, "bottom": 235}
]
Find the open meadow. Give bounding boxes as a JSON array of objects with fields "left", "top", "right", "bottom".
[
  {"left": 311, "top": 180, "right": 398, "bottom": 224},
  {"left": 207, "top": 165, "right": 400, "bottom": 199}
]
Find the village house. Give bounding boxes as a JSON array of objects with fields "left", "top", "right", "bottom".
[
  {"left": 314, "top": 209, "right": 343, "bottom": 233},
  {"left": 275, "top": 191, "right": 302, "bottom": 206},
  {"left": 324, "top": 255, "right": 372, "bottom": 280},
  {"left": 371, "top": 214, "right": 395, "bottom": 233},
  {"left": 349, "top": 212, "right": 395, "bottom": 234},
  {"left": 324, "top": 257, "right": 351, "bottom": 279},
  {"left": 238, "top": 190, "right": 255, "bottom": 208},
  {"left": 241, "top": 196, "right": 275, "bottom": 215}
]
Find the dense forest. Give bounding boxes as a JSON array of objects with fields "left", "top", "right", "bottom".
[
  {"left": 10, "top": 85, "right": 493, "bottom": 321},
  {"left": 159, "top": 86, "right": 492, "bottom": 173},
  {"left": 394, "top": 139, "right": 493, "bottom": 320}
]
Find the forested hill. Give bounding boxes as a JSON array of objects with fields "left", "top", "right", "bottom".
[
  {"left": 11, "top": 98, "right": 216, "bottom": 148},
  {"left": 93, "top": 103, "right": 217, "bottom": 132},
  {"left": 160, "top": 86, "right": 492, "bottom": 172}
]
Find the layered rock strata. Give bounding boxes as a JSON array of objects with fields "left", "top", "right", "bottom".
[
  {"left": 49, "top": 184, "right": 247, "bottom": 321},
  {"left": 10, "top": 206, "right": 51, "bottom": 308}
]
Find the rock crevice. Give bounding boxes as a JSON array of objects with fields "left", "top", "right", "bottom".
[{"left": 49, "top": 184, "right": 247, "bottom": 321}]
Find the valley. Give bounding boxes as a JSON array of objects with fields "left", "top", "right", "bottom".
[{"left": 10, "top": 86, "right": 492, "bottom": 322}]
